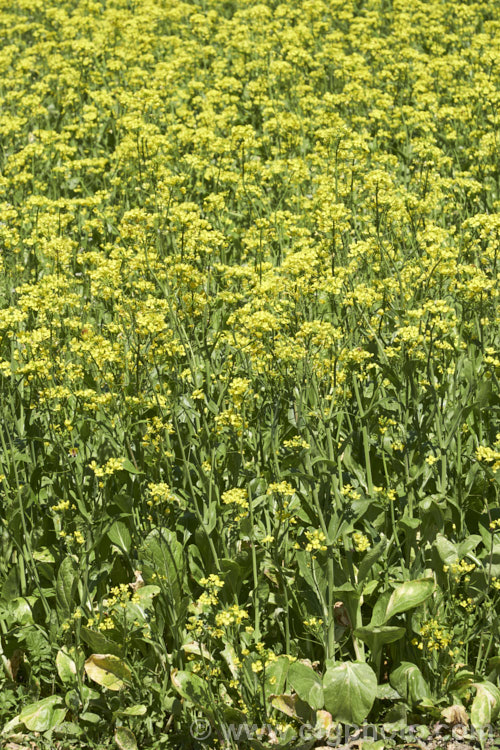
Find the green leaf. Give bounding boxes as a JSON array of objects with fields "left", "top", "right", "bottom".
[
  {"left": 265, "top": 655, "right": 290, "bottom": 699},
  {"left": 323, "top": 661, "right": 377, "bottom": 724},
  {"left": 390, "top": 662, "right": 431, "bottom": 706},
  {"left": 353, "top": 625, "right": 405, "bottom": 653},
  {"left": 357, "top": 537, "right": 388, "bottom": 583},
  {"left": 115, "top": 727, "right": 138, "bottom": 750},
  {"left": 56, "top": 556, "right": 77, "bottom": 618},
  {"left": 80, "top": 627, "right": 123, "bottom": 656},
  {"left": 19, "top": 696, "right": 66, "bottom": 732},
  {"left": 270, "top": 693, "right": 315, "bottom": 724},
  {"left": 181, "top": 641, "right": 213, "bottom": 661},
  {"left": 377, "top": 683, "right": 401, "bottom": 701},
  {"left": 84, "top": 654, "right": 132, "bottom": 691},
  {"left": 371, "top": 578, "right": 435, "bottom": 626},
  {"left": 56, "top": 649, "right": 77, "bottom": 685},
  {"left": 33, "top": 547, "right": 55, "bottom": 563},
  {"left": 115, "top": 705, "right": 147, "bottom": 717},
  {"left": 472, "top": 682, "right": 500, "bottom": 728},
  {"left": 457, "top": 535, "right": 482, "bottom": 558},
  {"left": 80, "top": 711, "right": 102, "bottom": 725},
  {"left": 142, "top": 529, "right": 184, "bottom": 603},
  {"left": 132, "top": 584, "right": 161, "bottom": 607},
  {"left": 107, "top": 522, "right": 132, "bottom": 553},
  {"left": 170, "top": 669, "right": 210, "bottom": 710},
  {"left": 121, "top": 459, "right": 142, "bottom": 475},
  {"left": 65, "top": 689, "right": 80, "bottom": 712},
  {"left": 5, "top": 596, "right": 35, "bottom": 626},
  {"left": 270, "top": 694, "right": 298, "bottom": 718},
  {"left": 434, "top": 534, "right": 458, "bottom": 566},
  {"left": 471, "top": 692, "right": 491, "bottom": 731},
  {"left": 288, "top": 661, "right": 324, "bottom": 710}
]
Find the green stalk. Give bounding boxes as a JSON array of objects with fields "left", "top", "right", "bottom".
[
  {"left": 352, "top": 376, "right": 373, "bottom": 495},
  {"left": 248, "top": 483, "right": 260, "bottom": 640}
]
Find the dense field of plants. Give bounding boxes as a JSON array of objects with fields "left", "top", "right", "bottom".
[{"left": 0, "top": 0, "right": 499, "bottom": 747}]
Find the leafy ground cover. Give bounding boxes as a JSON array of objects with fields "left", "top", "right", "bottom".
[{"left": 0, "top": 0, "right": 499, "bottom": 747}]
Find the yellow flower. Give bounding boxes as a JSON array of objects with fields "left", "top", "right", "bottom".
[{"left": 353, "top": 532, "right": 371, "bottom": 552}]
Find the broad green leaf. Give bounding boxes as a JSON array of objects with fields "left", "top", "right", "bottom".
[
  {"left": 33, "top": 547, "right": 55, "bottom": 563},
  {"left": 362, "top": 579, "right": 379, "bottom": 597},
  {"left": 6, "top": 596, "right": 35, "bottom": 626},
  {"left": 80, "top": 627, "right": 123, "bottom": 656},
  {"left": 221, "top": 643, "right": 240, "bottom": 680},
  {"left": 56, "top": 556, "right": 77, "bottom": 618},
  {"left": 19, "top": 696, "right": 65, "bottom": 732},
  {"left": 288, "top": 661, "right": 324, "bottom": 710},
  {"left": 377, "top": 683, "right": 401, "bottom": 700},
  {"left": 142, "top": 529, "right": 184, "bottom": 603},
  {"left": 323, "top": 661, "right": 377, "bottom": 724},
  {"left": 357, "top": 537, "right": 388, "bottom": 583},
  {"left": 133, "top": 584, "right": 161, "bottom": 605},
  {"left": 121, "top": 459, "right": 142, "bottom": 475},
  {"left": 434, "top": 534, "right": 458, "bottom": 566},
  {"left": 447, "top": 669, "right": 475, "bottom": 696},
  {"left": 52, "top": 720, "right": 83, "bottom": 737},
  {"left": 223, "top": 707, "right": 248, "bottom": 725},
  {"left": 265, "top": 655, "right": 290, "bottom": 698},
  {"left": 84, "top": 654, "right": 132, "bottom": 691},
  {"left": 115, "top": 705, "right": 147, "bottom": 717},
  {"left": 471, "top": 692, "right": 491, "bottom": 731},
  {"left": 270, "top": 693, "right": 315, "bottom": 723},
  {"left": 65, "top": 689, "right": 80, "bottom": 712},
  {"left": 182, "top": 641, "right": 213, "bottom": 661},
  {"left": 2, "top": 714, "right": 23, "bottom": 736},
  {"left": 202, "top": 500, "right": 218, "bottom": 534},
  {"left": 371, "top": 578, "right": 434, "bottom": 626},
  {"left": 362, "top": 741, "right": 385, "bottom": 750},
  {"left": 390, "top": 662, "right": 431, "bottom": 706},
  {"left": 115, "top": 726, "right": 138, "bottom": 750},
  {"left": 354, "top": 625, "right": 405, "bottom": 653},
  {"left": 107, "top": 522, "right": 132, "bottom": 553},
  {"left": 171, "top": 669, "right": 210, "bottom": 709},
  {"left": 270, "top": 694, "right": 298, "bottom": 718},
  {"left": 80, "top": 711, "right": 102, "bottom": 724},
  {"left": 457, "top": 535, "right": 482, "bottom": 558},
  {"left": 472, "top": 682, "right": 500, "bottom": 728},
  {"left": 56, "top": 649, "right": 77, "bottom": 684}
]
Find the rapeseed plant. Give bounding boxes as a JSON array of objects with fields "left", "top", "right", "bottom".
[{"left": 0, "top": 0, "right": 498, "bottom": 745}]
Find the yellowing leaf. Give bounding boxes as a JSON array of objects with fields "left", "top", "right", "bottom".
[
  {"left": 84, "top": 654, "right": 132, "bottom": 691},
  {"left": 115, "top": 726, "right": 138, "bottom": 750},
  {"left": 441, "top": 704, "right": 469, "bottom": 725}
]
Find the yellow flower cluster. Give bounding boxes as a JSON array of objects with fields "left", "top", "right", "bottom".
[
  {"left": 104, "top": 583, "right": 140, "bottom": 609},
  {"left": 305, "top": 530, "right": 327, "bottom": 552},
  {"left": 282, "top": 436, "right": 310, "bottom": 450},
  {"left": 147, "top": 482, "right": 177, "bottom": 507},
  {"left": 221, "top": 488, "right": 249, "bottom": 508},
  {"left": 443, "top": 559, "right": 475, "bottom": 583},
  {"left": 89, "top": 458, "right": 126, "bottom": 477},
  {"left": 51, "top": 499, "right": 71, "bottom": 512},
  {"left": 303, "top": 617, "right": 324, "bottom": 629},
  {"left": 414, "top": 619, "right": 452, "bottom": 653},
  {"left": 215, "top": 605, "right": 249, "bottom": 628},
  {"left": 266, "top": 481, "right": 295, "bottom": 497},
  {"left": 476, "top": 445, "right": 500, "bottom": 473},
  {"left": 353, "top": 532, "right": 371, "bottom": 553}
]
